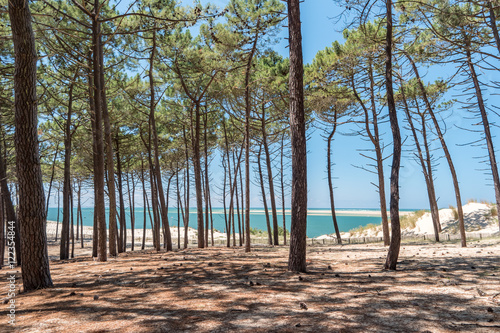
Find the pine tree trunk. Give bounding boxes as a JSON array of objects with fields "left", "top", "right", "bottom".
[
  {"left": 326, "top": 126, "right": 342, "bottom": 244},
  {"left": 405, "top": 52, "right": 466, "bottom": 246},
  {"left": 0, "top": 146, "right": 18, "bottom": 261},
  {"left": 192, "top": 101, "right": 205, "bottom": 248},
  {"left": 262, "top": 105, "right": 279, "bottom": 245},
  {"left": 61, "top": 80, "right": 75, "bottom": 260},
  {"left": 92, "top": 5, "right": 107, "bottom": 262},
  {"left": 280, "top": 133, "right": 287, "bottom": 245},
  {"left": 204, "top": 112, "right": 210, "bottom": 247},
  {"left": 466, "top": 49, "right": 500, "bottom": 231},
  {"left": 384, "top": 0, "right": 403, "bottom": 271},
  {"left": 287, "top": 0, "right": 308, "bottom": 272},
  {"left": 149, "top": 31, "right": 172, "bottom": 251},
  {"left": 116, "top": 136, "right": 127, "bottom": 252},
  {"left": 127, "top": 171, "right": 135, "bottom": 251},
  {"left": 258, "top": 145, "right": 273, "bottom": 245},
  {"left": 488, "top": 1, "right": 500, "bottom": 54},
  {"left": 45, "top": 146, "right": 59, "bottom": 216},
  {"left": 401, "top": 88, "right": 440, "bottom": 241},
  {"left": 9, "top": 0, "right": 53, "bottom": 289},
  {"left": 183, "top": 127, "right": 190, "bottom": 249}
]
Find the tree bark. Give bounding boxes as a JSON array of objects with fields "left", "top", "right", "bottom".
[
  {"left": 45, "top": 146, "right": 59, "bottom": 216},
  {"left": 149, "top": 30, "right": 172, "bottom": 251},
  {"left": 287, "top": 0, "right": 308, "bottom": 273},
  {"left": 487, "top": 1, "right": 500, "bottom": 55},
  {"left": 116, "top": 136, "right": 127, "bottom": 252},
  {"left": 405, "top": 52, "right": 466, "bottom": 246},
  {"left": 326, "top": 126, "right": 342, "bottom": 244},
  {"left": 280, "top": 132, "right": 287, "bottom": 245},
  {"left": 400, "top": 87, "right": 440, "bottom": 241},
  {"left": 258, "top": 145, "right": 273, "bottom": 245},
  {"left": 92, "top": 3, "right": 107, "bottom": 262},
  {"left": 466, "top": 48, "right": 500, "bottom": 230},
  {"left": 261, "top": 105, "right": 279, "bottom": 245},
  {"left": 61, "top": 80, "right": 75, "bottom": 260},
  {"left": 193, "top": 102, "right": 205, "bottom": 248},
  {"left": 9, "top": 0, "right": 53, "bottom": 289},
  {"left": 384, "top": 0, "right": 402, "bottom": 271}
]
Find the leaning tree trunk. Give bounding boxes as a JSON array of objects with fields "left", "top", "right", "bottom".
[
  {"left": 420, "top": 109, "right": 441, "bottom": 234},
  {"left": 327, "top": 126, "right": 342, "bottom": 244},
  {"left": 405, "top": 52, "right": 466, "bottom": 246},
  {"left": 400, "top": 88, "right": 440, "bottom": 242},
  {"left": 287, "top": 0, "right": 308, "bottom": 273},
  {"left": 487, "top": 1, "right": 500, "bottom": 55},
  {"left": 384, "top": 0, "right": 402, "bottom": 271},
  {"left": 45, "top": 146, "right": 59, "bottom": 216},
  {"left": 466, "top": 49, "right": 500, "bottom": 230},
  {"left": 368, "top": 61, "right": 390, "bottom": 246},
  {"left": 9, "top": 0, "right": 53, "bottom": 290}
]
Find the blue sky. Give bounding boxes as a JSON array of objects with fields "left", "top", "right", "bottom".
[{"left": 197, "top": 0, "right": 498, "bottom": 209}]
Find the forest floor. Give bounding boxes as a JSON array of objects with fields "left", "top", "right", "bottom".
[{"left": 1, "top": 238, "right": 500, "bottom": 333}]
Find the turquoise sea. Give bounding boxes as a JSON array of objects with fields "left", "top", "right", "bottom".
[{"left": 47, "top": 207, "right": 413, "bottom": 238}]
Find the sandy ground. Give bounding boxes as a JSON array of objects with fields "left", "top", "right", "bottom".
[{"left": 1, "top": 237, "right": 499, "bottom": 332}]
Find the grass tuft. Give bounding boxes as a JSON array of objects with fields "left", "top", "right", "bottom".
[{"left": 400, "top": 210, "right": 428, "bottom": 229}]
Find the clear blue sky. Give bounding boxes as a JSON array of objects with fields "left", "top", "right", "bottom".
[
  {"left": 47, "top": 0, "right": 497, "bottom": 210},
  {"left": 199, "top": 0, "right": 498, "bottom": 209}
]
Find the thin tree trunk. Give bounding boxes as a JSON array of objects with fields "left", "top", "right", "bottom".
[
  {"left": 384, "top": 0, "right": 402, "bottom": 270},
  {"left": 261, "top": 105, "right": 279, "bottom": 245},
  {"left": 280, "top": 133, "right": 287, "bottom": 245},
  {"left": 239, "top": 155, "right": 245, "bottom": 244},
  {"left": 287, "top": 0, "right": 308, "bottom": 272},
  {"left": 466, "top": 48, "right": 500, "bottom": 230},
  {"left": 140, "top": 158, "right": 148, "bottom": 250},
  {"left": 183, "top": 126, "right": 190, "bottom": 249},
  {"left": 326, "top": 126, "right": 342, "bottom": 243},
  {"left": 70, "top": 185, "right": 75, "bottom": 259},
  {"left": 487, "top": 1, "right": 500, "bottom": 55},
  {"left": 0, "top": 187, "right": 4, "bottom": 268},
  {"left": 0, "top": 145, "right": 18, "bottom": 261},
  {"left": 176, "top": 164, "right": 181, "bottom": 249},
  {"left": 99, "top": 32, "right": 119, "bottom": 257},
  {"left": 116, "top": 136, "right": 127, "bottom": 252},
  {"left": 127, "top": 171, "right": 136, "bottom": 251},
  {"left": 78, "top": 180, "right": 84, "bottom": 248},
  {"left": 45, "top": 146, "right": 59, "bottom": 216},
  {"left": 9, "top": 0, "right": 53, "bottom": 289},
  {"left": 56, "top": 187, "right": 60, "bottom": 242},
  {"left": 235, "top": 167, "right": 242, "bottom": 247},
  {"left": 400, "top": 87, "right": 440, "bottom": 241},
  {"left": 149, "top": 29, "right": 172, "bottom": 251},
  {"left": 405, "top": 52, "right": 466, "bottom": 246},
  {"left": 244, "top": 29, "right": 260, "bottom": 253},
  {"left": 258, "top": 145, "right": 273, "bottom": 245},
  {"left": 420, "top": 108, "right": 441, "bottom": 234},
  {"left": 92, "top": 5, "right": 107, "bottom": 262},
  {"left": 61, "top": 79, "right": 75, "bottom": 260},
  {"left": 204, "top": 111, "right": 210, "bottom": 247},
  {"left": 368, "top": 61, "right": 390, "bottom": 246}
]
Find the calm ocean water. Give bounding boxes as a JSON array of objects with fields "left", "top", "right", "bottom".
[{"left": 47, "top": 207, "right": 404, "bottom": 238}]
